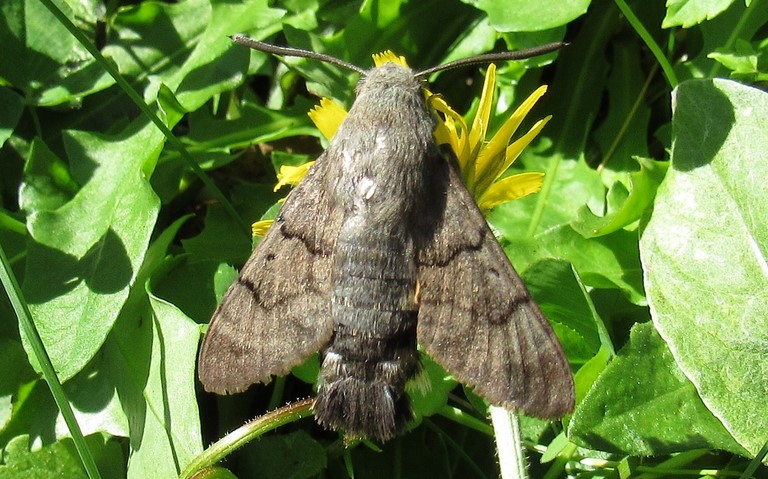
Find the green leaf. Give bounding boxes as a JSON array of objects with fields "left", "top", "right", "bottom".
[
  {"left": 522, "top": 259, "right": 604, "bottom": 355},
  {"left": 239, "top": 430, "right": 326, "bottom": 479},
  {"left": 569, "top": 322, "right": 748, "bottom": 456},
  {"left": 681, "top": 1, "right": 768, "bottom": 80},
  {"left": 572, "top": 157, "right": 668, "bottom": 238},
  {"left": 0, "top": 87, "right": 24, "bottom": 147},
  {"left": 103, "top": 0, "right": 284, "bottom": 106},
  {"left": 0, "top": 339, "right": 37, "bottom": 434},
  {"left": 0, "top": 433, "right": 124, "bottom": 478},
  {"left": 591, "top": 40, "right": 652, "bottom": 172},
  {"left": 104, "top": 293, "right": 203, "bottom": 479},
  {"left": 19, "top": 117, "right": 163, "bottom": 381},
  {"left": 0, "top": 0, "right": 114, "bottom": 106},
  {"left": 411, "top": 353, "right": 458, "bottom": 419},
  {"left": 708, "top": 39, "right": 765, "bottom": 81},
  {"left": 461, "top": 0, "right": 590, "bottom": 32},
  {"left": 663, "top": 0, "right": 735, "bottom": 28},
  {"left": 640, "top": 79, "right": 768, "bottom": 459},
  {"left": 493, "top": 207, "right": 646, "bottom": 304},
  {"left": 494, "top": 155, "right": 604, "bottom": 236},
  {"left": 170, "top": 0, "right": 285, "bottom": 111}
]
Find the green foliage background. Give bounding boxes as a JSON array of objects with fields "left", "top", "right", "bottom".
[{"left": 1, "top": 0, "right": 767, "bottom": 478}]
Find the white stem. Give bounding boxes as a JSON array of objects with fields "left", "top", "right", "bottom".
[{"left": 490, "top": 406, "right": 527, "bottom": 479}]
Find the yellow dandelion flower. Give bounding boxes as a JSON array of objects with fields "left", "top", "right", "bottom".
[{"left": 431, "top": 64, "right": 548, "bottom": 212}]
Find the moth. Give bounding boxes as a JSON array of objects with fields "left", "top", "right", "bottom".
[{"left": 198, "top": 36, "right": 575, "bottom": 442}]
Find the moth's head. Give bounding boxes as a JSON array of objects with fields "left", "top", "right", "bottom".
[{"left": 356, "top": 62, "right": 422, "bottom": 99}]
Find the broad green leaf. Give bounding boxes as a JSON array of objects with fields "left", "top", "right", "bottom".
[
  {"left": 170, "top": 0, "right": 285, "bottom": 111},
  {"left": 151, "top": 257, "right": 231, "bottom": 323},
  {"left": 663, "top": 0, "right": 735, "bottom": 28},
  {"left": 104, "top": 0, "right": 284, "bottom": 106},
  {"left": 460, "top": 0, "right": 589, "bottom": 32},
  {"left": 181, "top": 204, "right": 255, "bottom": 266},
  {"left": 0, "top": 0, "right": 114, "bottom": 106},
  {"left": 0, "top": 369, "right": 128, "bottom": 452},
  {"left": 105, "top": 293, "right": 203, "bottom": 479},
  {"left": 19, "top": 139, "right": 78, "bottom": 212},
  {"left": 0, "top": 433, "right": 124, "bottom": 478},
  {"left": 640, "top": 79, "right": 768, "bottom": 458},
  {"left": 569, "top": 322, "right": 748, "bottom": 456},
  {"left": 4, "top": 213, "right": 196, "bottom": 449},
  {"left": 19, "top": 117, "right": 163, "bottom": 381}
]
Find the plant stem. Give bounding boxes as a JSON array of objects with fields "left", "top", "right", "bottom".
[
  {"left": 0, "top": 244, "right": 102, "bottom": 479},
  {"left": 491, "top": 406, "right": 527, "bottom": 479}
]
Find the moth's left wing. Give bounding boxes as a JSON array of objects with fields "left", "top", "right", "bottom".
[
  {"left": 416, "top": 162, "right": 574, "bottom": 418},
  {"left": 198, "top": 154, "right": 341, "bottom": 394}
]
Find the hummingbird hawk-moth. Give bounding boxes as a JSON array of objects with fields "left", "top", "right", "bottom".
[{"left": 198, "top": 36, "right": 574, "bottom": 442}]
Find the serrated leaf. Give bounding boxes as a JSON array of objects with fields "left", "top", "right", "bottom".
[
  {"left": 663, "top": 0, "right": 734, "bottom": 28},
  {"left": 104, "top": 0, "right": 284, "bottom": 107},
  {"left": 640, "top": 79, "right": 768, "bottom": 459},
  {"left": 19, "top": 117, "right": 162, "bottom": 381},
  {"left": 572, "top": 157, "right": 668, "bottom": 238}
]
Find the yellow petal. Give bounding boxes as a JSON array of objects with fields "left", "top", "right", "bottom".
[
  {"left": 373, "top": 51, "right": 409, "bottom": 67},
  {"left": 477, "top": 172, "right": 544, "bottom": 211},
  {"left": 475, "top": 115, "right": 551, "bottom": 197},
  {"left": 308, "top": 98, "right": 347, "bottom": 140},
  {"left": 472, "top": 86, "right": 548, "bottom": 189},
  {"left": 503, "top": 116, "right": 550, "bottom": 170},
  {"left": 274, "top": 161, "right": 314, "bottom": 191},
  {"left": 467, "top": 64, "right": 497, "bottom": 162},
  {"left": 252, "top": 219, "right": 274, "bottom": 238},
  {"left": 430, "top": 94, "right": 470, "bottom": 171}
]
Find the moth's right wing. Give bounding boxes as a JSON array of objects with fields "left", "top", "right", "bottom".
[
  {"left": 416, "top": 161, "right": 574, "bottom": 418},
  {"left": 198, "top": 155, "right": 341, "bottom": 394}
]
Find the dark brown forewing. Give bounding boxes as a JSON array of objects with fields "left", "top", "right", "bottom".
[
  {"left": 198, "top": 153, "right": 341, "bottom": 394},
  {"left": 416, "top": 163, "right": 574, "bottom": 418}
]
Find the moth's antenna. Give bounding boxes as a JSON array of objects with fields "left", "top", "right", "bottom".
[
  {"left": 415, "top": 42, "right": 566, "bottom": 78},
  {"left": 230, "top": 34, "right": 367, "bottom": 76}
]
